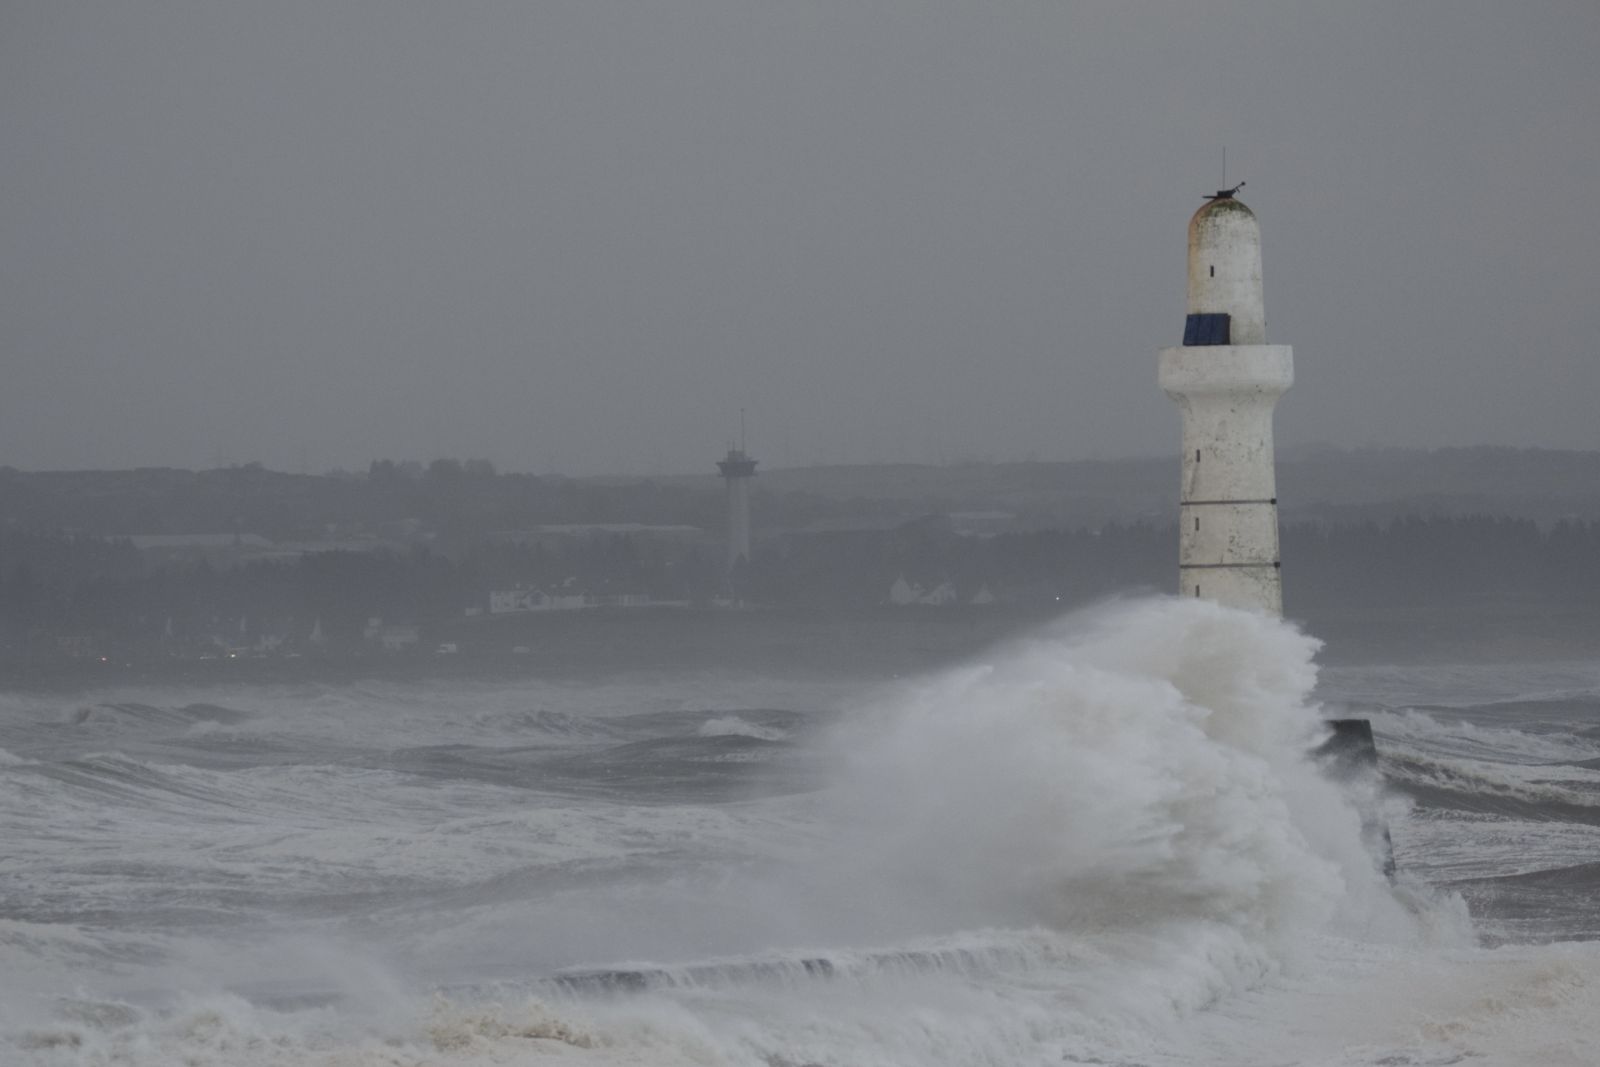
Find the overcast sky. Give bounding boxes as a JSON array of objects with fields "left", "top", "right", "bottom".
[{"left": 2, "top": 2, "right": 1596, "bottom": 476}]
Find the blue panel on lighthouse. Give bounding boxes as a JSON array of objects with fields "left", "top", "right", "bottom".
[{"left": 1183, "top": 313, "right": 1231, "bottom": 346}]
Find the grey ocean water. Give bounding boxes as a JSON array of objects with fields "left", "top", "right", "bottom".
[{"left": 1, "top": 600, "right": 1596, "bottom": 1066}]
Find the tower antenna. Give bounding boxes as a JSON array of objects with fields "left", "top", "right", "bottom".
[{"left": 740, "top": 408, "right": 746, "bottom": 452}]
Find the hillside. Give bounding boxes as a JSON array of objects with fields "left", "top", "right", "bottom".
[{"left": 3, "top": 445, "right": 1599, "bottom": 539}]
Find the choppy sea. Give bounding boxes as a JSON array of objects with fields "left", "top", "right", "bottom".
[{"left": 1, "top": 599, "right": 1596, "bottom": 1065}]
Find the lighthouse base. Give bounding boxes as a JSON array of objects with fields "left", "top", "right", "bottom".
[{"left": 1314, "top": 717, "right": 1396, "bottom": 878}]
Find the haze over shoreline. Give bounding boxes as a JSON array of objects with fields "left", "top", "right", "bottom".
[{"left": 7, "top": 444, "right": 1600, "bottom": 528}]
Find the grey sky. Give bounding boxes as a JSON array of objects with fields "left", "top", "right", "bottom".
[{"left": 2, "top": 2, "right": 1596, "bottom": 475}]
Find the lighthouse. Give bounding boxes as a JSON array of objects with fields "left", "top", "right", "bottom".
[{"left": 1157, "top": 186, "right": 1292, "bottom": 615}]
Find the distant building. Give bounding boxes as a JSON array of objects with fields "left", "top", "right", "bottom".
[
  {"left": 488, "top": 588, "right": 592, "bottom": 614},
  {"left": 485, "top": 587, "right": 685, "bottom": 613},
  {"left": 126, "top": 533, "right": 402, "bottom": 570},
  {"left": 364, "top": 617, "right": 420, "bottom": 652},
  {"left": 128, "top": 533, "right": 273, "bottom": 569},
  {"left": 379, "top": 626, "right": 419, "bottom": 652},
  {"left": 489, "top": 589, "right": 546, "bottom": 614},
  {"left": 887, "top": 576, "right": 971, "bottom": 607}
]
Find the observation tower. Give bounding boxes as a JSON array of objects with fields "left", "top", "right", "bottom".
[{"left": 716, "top": 442, "right": 757, "bottom": 574}]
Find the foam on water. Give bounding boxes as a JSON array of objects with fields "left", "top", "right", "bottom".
[
  {"left": 1374, "top": 707, "right": 1600, "bottom": 766},
  {"left": 3, "top": 599, "right": 1594, "bottom": 1065},
  {"left": 697, "top": 715, "right": 789, "bottom": 741}
]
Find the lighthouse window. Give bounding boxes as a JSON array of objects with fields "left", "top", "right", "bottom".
[
  {"left": 1196, "top": 449, "right": 1201, "bottom": 463},
  {"left": 1183, "top": 313, "right": 1231, "bottom": 345},
  {"left": 1209, "top": 265, "right": 1215, "bottom": 277},
  {"left": 1194, "top": 585, "right": 1201, "bottom": 597},
  {"left": 1194, "top": 516, "right": 1200, "bottom": 532}
]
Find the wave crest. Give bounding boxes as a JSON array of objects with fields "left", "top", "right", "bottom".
[{"left": 813, "top": 599, "right": 1396, "bottom": 944}]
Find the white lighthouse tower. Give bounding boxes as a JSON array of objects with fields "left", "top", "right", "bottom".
[
  {"left": 1157, "top": 186, "right": 1292, "bottom": 615},
  {"left": 716, "top": 440, "right": 757, "bottom": 574}
]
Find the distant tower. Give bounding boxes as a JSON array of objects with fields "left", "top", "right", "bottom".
[
  {"left": 1157, "top": 187, "right": 1293, "bottom": 614},
  {"left": 717, "top": 420, "right": 758, "bottom": 573}
]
